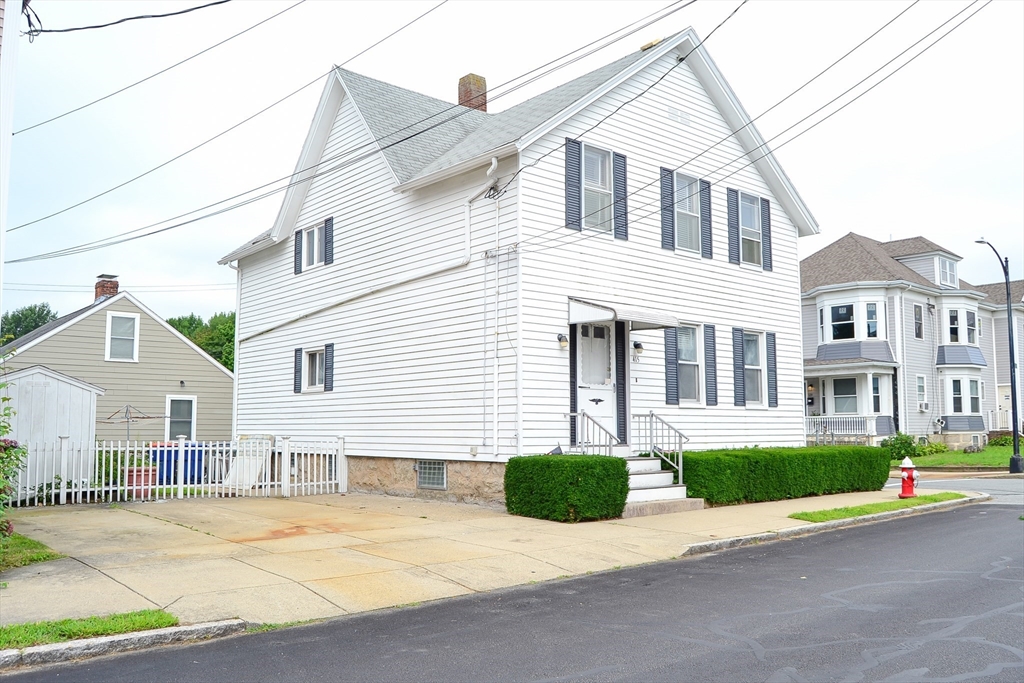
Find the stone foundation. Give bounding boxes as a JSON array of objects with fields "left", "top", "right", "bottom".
[
  {"left": 346, "top": 456, "right": 506, "bottom": 505},
  {"left": 936, "top": 432, "right": 986, "bottom": 450}
]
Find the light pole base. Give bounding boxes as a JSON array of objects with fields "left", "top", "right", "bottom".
[{"left": 1010, "top": 455, "right": 1024, "bottom": 475}]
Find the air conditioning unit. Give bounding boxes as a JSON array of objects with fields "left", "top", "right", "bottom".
[{"left": 917, "top": 402, "right": 929, "bottom": 412}]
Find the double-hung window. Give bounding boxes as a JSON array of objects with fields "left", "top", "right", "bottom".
[
  {"left": 872, "top": 376, "right": 881, "bottom": 413},
  {"left": 105, "top": 311, "right": 140, "bottom": 362},
  {"left": 966, "top": 311, "right": 976, "bottom": 344},
  {"left": 304, "top": 224, "right": 326, "bottom": 269},
  {"left": 677, "top": 325, "right": 700, "bottom": 402},
  {"left": 914, "top": 304, "right": 923, "bottom": 339},
  {"left": 866, "top": 303, "right": 878, "bottom": 338},
  {"left": 949, "top": 310, "right": 959, "bottom": 343},
  {"left": 674, "top": 173, "right": 700, "bottom": 252},
  {"left": 739, "top": 192, "right": 761, "bottom": 265},
  {"left": 833, "top": 378, "right": 857, "bottom": 414},
  {"left": 831, "top": 304, "right": 855, "bottom": 340},
  {"left": 969, "top": 379, "right": 980, "bottom": 413},
  {"left": 582, "top": 145, "right": 613, "bottom": 231},
  {"left": 939, "top": 257, "right": 957, "bottom": 287},
  {"left": 818, "top": 308, "right": 825, "bottom": 343},
  {"left": 306, "top": 349, "right": 325, "bottom": 390},
  {"left": 743, "top": 332, "right": 762, "bottom": 404},
  {"left": 916, "top": 375, "right": 926, "bottom": 404},
  {"left": 952, "top": 379, "right": 963, "bottom": 413}
]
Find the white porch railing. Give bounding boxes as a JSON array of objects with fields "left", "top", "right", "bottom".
[
  {"left": 632, "top": 412, "right": 688, "bottom": 482},
  {"left": 566, "top": 411, "right": 619, "bottom": 457},
  {"left": 9, "top": 436, "right": 345, "bottom": 508},
  {"left": 989, "top": 410, "right": 1011, "bottom": 431},
  {"left": 805, "top": 415, "right": 877, "bottom": 443}
]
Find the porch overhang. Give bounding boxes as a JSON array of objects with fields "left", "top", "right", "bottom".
[
  {"left": 568, "top": 297, "right": 679, "bottom": 331},
  {"left": 804, "top": 358, "right": 898, "bottom": 379}
]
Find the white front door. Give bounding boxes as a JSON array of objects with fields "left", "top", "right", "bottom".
[{"left": 576, "top": 323, "right": 617, "bottom": 437}]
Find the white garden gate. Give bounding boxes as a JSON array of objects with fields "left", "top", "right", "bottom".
[{"left": 8, "top": 436, "right": 346, "bottom": 507}]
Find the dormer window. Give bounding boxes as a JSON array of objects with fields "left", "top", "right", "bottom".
[
  {"left": 939, "top": 257, "right": 957, "bottom": 287},
  {"left": 831, "top": 304, "right": 855, "bottom": 340}
]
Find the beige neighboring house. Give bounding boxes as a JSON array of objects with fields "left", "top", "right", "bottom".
[{"left": 1, "top": 276, "right": 234, "bottom": 442}]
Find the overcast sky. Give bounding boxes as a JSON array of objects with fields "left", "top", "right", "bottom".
[{"left": 3, "top": 0, "right": 1021, "bottom": 320}]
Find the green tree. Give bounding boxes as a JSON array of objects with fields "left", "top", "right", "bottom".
[
  {"left": 168, "top": 311, "right": 235, "bottom": 371},
  {"left": 1, "top": 303, "right": 58, "bottom": 341}
]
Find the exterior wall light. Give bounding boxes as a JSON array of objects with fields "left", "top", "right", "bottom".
[
  {"left": 557, "top": 334, "right": 568, "bottom": 349},
  {"left": 632, "top": 341, "right": 644, "bottom": 354}
]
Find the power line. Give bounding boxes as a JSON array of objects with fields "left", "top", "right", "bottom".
[
  {"left": 24, "top": 0, "right": 233, "bottom": 38},
  {"left": 5, "top": 0, "right": 696, "bottom": 262},
  {"left": 519, "top": 0, "right": 924, "bottom": 252},
  {"left": 15, "top": 1, "right": 308, "bottom": 135},
  {"left": 8, "top": 0, "right": 450, "bottom": 232},
  {"left": 523, "top": 0, "right": 990, "bottom": 257}
]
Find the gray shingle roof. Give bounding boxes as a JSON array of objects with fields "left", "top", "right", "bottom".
[
  {"left": 0, "top": 299, "right": 105, "bottom": 356},
  {"left": 800, "top": 232, "right": 935, "bottom": 291},
  {"left": 972, "top": 280, "right": 1024, "bottom": 305},
  {"left": 219, "top": 229, "right": 272, "bottom": 265},
  {"left": 879, "top": 236, "right": 961, "bottom": 260}
]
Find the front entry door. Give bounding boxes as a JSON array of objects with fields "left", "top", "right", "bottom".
[{"left": 576, "top": 323, "right": 618, "bottom": 437}]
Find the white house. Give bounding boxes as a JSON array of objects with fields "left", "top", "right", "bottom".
[
  {"left": 801, "top": 233, "right": 1022, "bottom": 448},
  {"left": 220, "top": 29, "right": 819, "bottom": 503}
]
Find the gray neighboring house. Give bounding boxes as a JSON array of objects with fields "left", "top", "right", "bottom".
[
  {"left": 801, "top": 233, "right": 1020, "bottom": 449},
  {"left": 1, "top": 276, "right": 234, "bottom": 442}
]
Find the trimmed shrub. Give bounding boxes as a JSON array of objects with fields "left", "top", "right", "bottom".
[
  {"left": 505, "top": 455, "right": 629, "bottom": 522},
  {"left": 988, "top": 434, "right": 1013, "bottom": 448},
  {"left": 682, "top": 446, "right": 890, "bottom": 506},
  {"left": 880, "top": 432, "right": 918, "bottom": 461},
  {"left": 919, "top": 441, "right": 949, "bottom": 456}
]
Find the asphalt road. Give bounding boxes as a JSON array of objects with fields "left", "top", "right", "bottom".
[
  {"left": 8, "top": 501, "right": 1023, "bottom": 683},
  {"left": 886, "top": 476, "right": 1024, "bottom": 507}
]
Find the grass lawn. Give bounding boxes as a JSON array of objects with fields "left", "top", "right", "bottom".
[
  {"left": 0, "top": 610, "right": 178, "bottom": 649},
  {"left": 899, "top": 445, "right": 1014, "bottom": 468},
  {"left": 0, "top": 534, "right": 64, "bottom": 573},
  {"left": 789, "top": 492, "right": 967, "bottom": 523}
]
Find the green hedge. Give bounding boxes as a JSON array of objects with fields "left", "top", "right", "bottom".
[
  {"left": 504, "top": 455, "right": 629, "bottom": 522},
  {"left": 682, "top": 446, "right": 889, "bottom": 506}
]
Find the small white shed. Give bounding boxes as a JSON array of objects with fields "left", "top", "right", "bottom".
[{"left": 5, "top": 365, "right": 105, "bottom": 445}]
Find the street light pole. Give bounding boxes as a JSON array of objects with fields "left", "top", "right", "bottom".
[{"left": 976, "top": 239, "right": 1022, "bottom": 473}]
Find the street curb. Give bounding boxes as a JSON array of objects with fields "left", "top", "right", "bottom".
[
  {"left": 0, "top": 619, "right": 246, "bottom": 671},
  {"left": 681, "top": 493, "right": 991, "bottom": 557}
]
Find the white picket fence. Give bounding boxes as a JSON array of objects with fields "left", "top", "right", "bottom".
[{"left": 9, "top": 436, "right": 346, "bottom": 507}]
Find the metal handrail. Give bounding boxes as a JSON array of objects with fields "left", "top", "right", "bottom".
[
  {"left": 565, "top": 411, "right": 619, "bottom": 457},
  {"left": 631, "top": 411, "right": 688, "bottom": 483}
]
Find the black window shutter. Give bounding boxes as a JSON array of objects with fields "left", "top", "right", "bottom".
[
  {"left": 760, "top": 197, "right": 772, "bottom": 271},
  {"left": 727, "top": 189, "right": 740, "bottom": 264},
  {"left": 293, "top": 348, "right": 303, "bottom": 393},
  {"left": 324, "top": 217, "right": 334, "bottom": 265},
  {"left": 699, "top": 180, "right": 713, "bottom": 259},
  {"left": 294, "top": 231, "right": 303, "bottom": 275},
  {"left": 565, "top": 139, "right": 582, "bottom": 232},
  {"left": 660, "top": 168, "right": 675, "bottom": 250},
  {"left": 613, "top": 153, "right": 628, "bottom": 241},
  {"left": 324, "top": 343, "right": 335, "bottom": 393},
  {"left": 704, "top": 324, "right": 717, "bottom": 406},
  {"left": 615, "top": 321, "right": 627, "bottom": 442},
  {"left": 766, "top": 332, "right": 777, "bottom": 407},
  {"left": 568, "top": 324, "right": 578, "bottom": 445},
  {"left": 664, "top": 328, "right": 679, "bottom": 405},
  {"left": 732, "top": 327, "right": 745, "bottom": 406}
]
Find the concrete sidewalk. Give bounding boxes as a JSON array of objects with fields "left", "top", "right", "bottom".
[{"left": 0, "top": 487, "right": 980, "bottom": 628}]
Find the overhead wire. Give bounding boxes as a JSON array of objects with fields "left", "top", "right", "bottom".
[
  {"left": 24, "top": 0, "right": 233, "bottom": 37},
  {"left": 517, "top": 0, "right": 922, "bottom": 251},
  {"left": 15, "top": 0, "right": 308, "bottom": 135},
  {"left": 522, "top": 0, "right": 990, "bottom": 257},
  {"left": 8, "top": 0, "right": 686, "bottom": 236},
  {"left": 8, "top": 0, "right": 450, "bottom": 232},
  {"left": 6, "top": 0, "right": 697, "bottom": 262}
]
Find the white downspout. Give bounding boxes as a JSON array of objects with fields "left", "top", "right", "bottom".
[
  {"left": 514, "top": 157, "right": 523, "bottom": 458},
  {"left": 229, "top": 261, "right": 242, "bottom": 439},
  {"left": 469, "top": 158, "right": 499, "bottom": 453},
  {"left": 493, "top": 194, "right": 501, "bottom": 459}
]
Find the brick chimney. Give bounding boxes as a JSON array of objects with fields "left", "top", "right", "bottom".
[
  {"left": 95, "top": 274, "right": 119, "bottom": 301},
  {"left": 458, "top": 73, "right": 487, "bottom": 112}
]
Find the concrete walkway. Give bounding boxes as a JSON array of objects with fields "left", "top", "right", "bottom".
[{"left": 0, "top": 486, "right": 979, "bottom": 628}]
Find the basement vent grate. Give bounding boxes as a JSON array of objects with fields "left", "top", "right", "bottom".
[{"left": 416, "top": 460, "right": 447, "bottom": 490}]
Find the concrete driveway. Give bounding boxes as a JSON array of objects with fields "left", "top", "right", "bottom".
[{"left": 0, "top": 488, "right": 975, "bottom": 627}]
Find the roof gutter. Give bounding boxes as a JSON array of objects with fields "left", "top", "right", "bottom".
[{"left": 393, "top": 143, "right": 517, "bottom": 193}]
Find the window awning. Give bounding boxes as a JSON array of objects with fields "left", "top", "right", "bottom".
[{"left": 568, "top": 297, "right": 679, "bottom": 331}]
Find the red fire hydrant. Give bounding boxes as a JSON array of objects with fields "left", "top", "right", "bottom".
[{"left": 898, "top": 456, "right": 919, "bottom": 499}]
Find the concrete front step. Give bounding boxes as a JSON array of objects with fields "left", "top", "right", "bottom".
[
  {"left": 626, "top": 484, "right": 687, "bottom": 504},
  {"left": 628, "top": 470, "right": 675, "bottom": 489},
  {"left": 621, "top": 497, "right": 704, "bottom": 518},
  {"left": 624, "top": 457, "right": 661, "bottom": 474}
]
